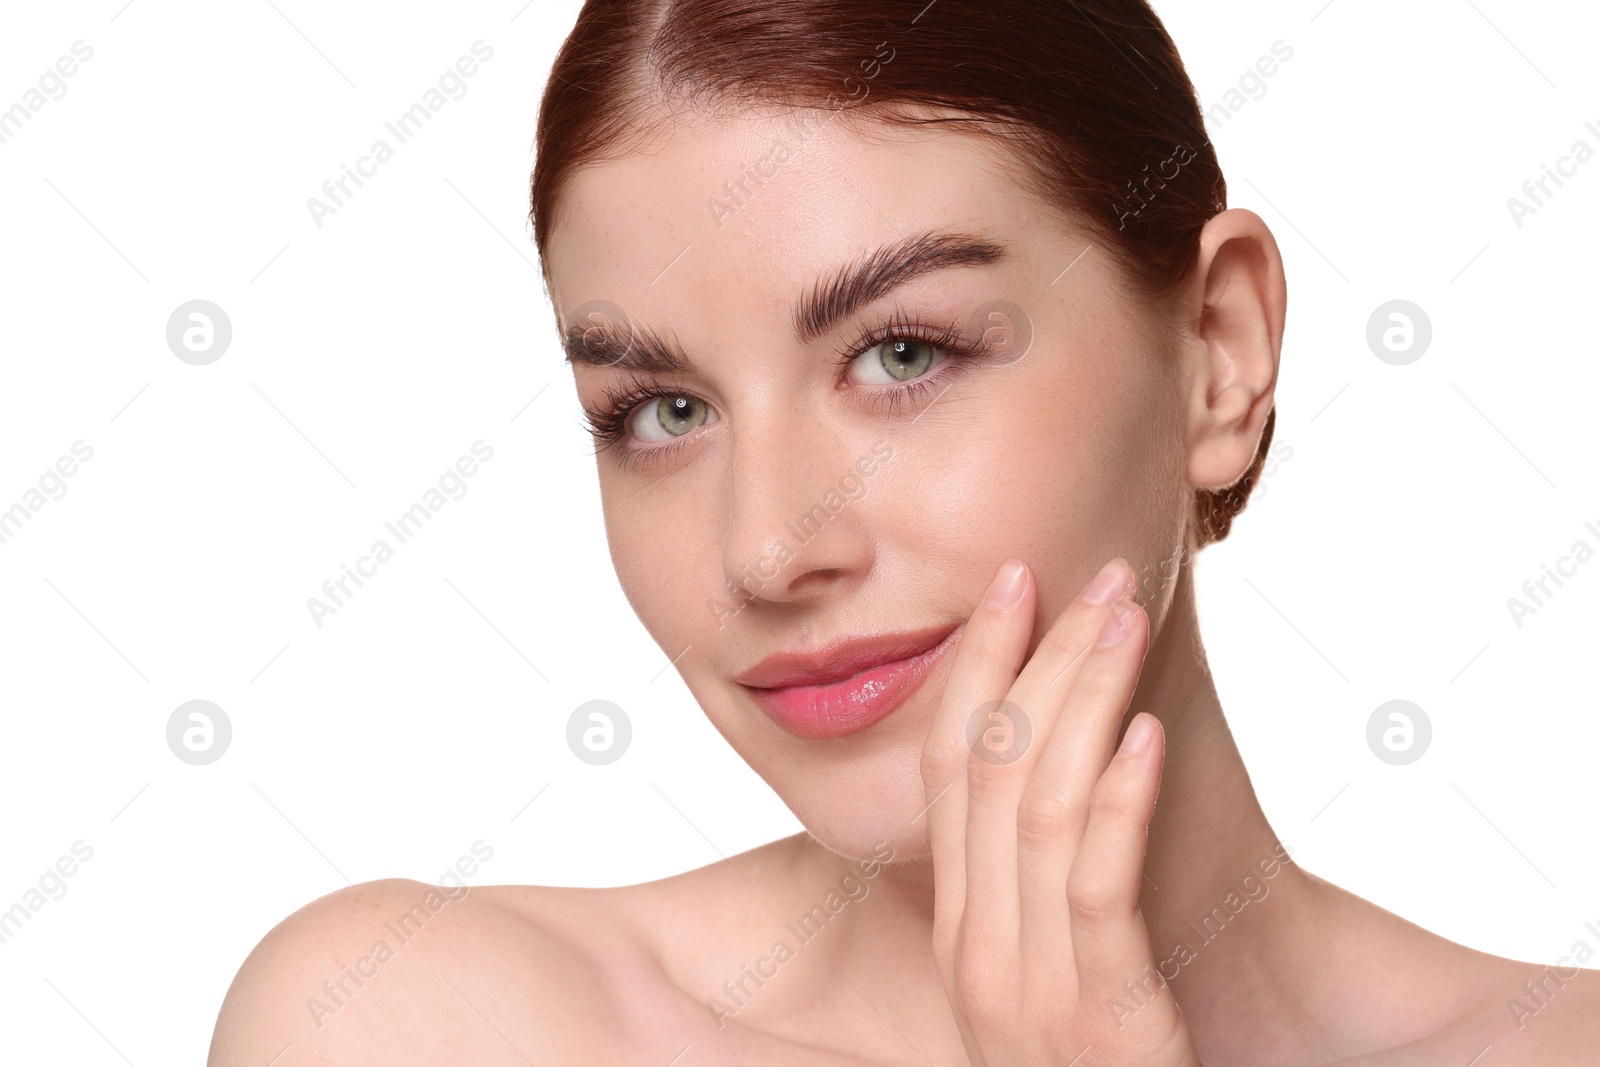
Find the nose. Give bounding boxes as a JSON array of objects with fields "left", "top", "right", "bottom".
[{"left": 714, "top": 412, "right": 879, "bottom": 619}]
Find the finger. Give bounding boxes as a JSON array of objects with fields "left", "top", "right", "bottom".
[
  {"left": 1018, "top": 591, "right": 1149, "bottom": 978},
  {"left": 920, "top": 558, "right": 1035, "bottom": 958},
  {"left": 1067, "top": 711, "right": 1166, "bottom": 1002},
  {"left": 964, "top": 557, "right": 1132, "bottom": 955}
]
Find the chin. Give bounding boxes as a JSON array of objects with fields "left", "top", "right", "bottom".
[
  {"left": 807, "top": 816, "right": 933, "bottom": 869},
  {"left": 776, "top": 743, "right": 936, "bottom": 866},
  {"left": 699, "top": 673, "right": 947, "bottom": 865}
]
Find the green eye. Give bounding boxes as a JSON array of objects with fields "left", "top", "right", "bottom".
[
  {"left": 632, "top": 394, "right": 710, "bottom": 442},
  {"left": 878, "top": 339, "right": 938, "bottom": 381},
  {"left": 852, "top": 338, "right": 945, "bottom": 385}
]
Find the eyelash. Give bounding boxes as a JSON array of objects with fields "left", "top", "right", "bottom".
[{"left": 580, "top": 308, "right": 995, "bottom": 472}]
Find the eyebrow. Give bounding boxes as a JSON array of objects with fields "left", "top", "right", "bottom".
[{"left": 561, "top": 229, "right": 1008, "bottom": 373}]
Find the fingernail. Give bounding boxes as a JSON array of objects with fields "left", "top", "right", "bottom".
[
  {"left": 1082, "top": 557, "right": 1128, "bottom": 605},
  {"left": 1096, "top": 596, "right": 1137, "bottom": 647},
  {"left": 1121, "top": 714, "right": 1155, "bottom": 755},
  {"left": 985, "top": 558, "right": 1028, "bottom": 608}
]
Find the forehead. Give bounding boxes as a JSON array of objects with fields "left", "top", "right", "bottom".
[{"left": 543, "top": 109, "right": 1064, "bottom": 333}]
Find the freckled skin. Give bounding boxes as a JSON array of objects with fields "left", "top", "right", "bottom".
[{"left": 208, "top": 110, "right": 1600, "bottom": 1067}]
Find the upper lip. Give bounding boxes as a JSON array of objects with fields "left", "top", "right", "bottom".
[{"left": 734, "top": 623, "right": 959, "bottom": 689}]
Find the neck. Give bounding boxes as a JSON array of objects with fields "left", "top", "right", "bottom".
[{"left": 1123, "top": 559, "right": 1305, "bottom": 972}]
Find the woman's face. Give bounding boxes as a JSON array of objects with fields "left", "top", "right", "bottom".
[{"left": 545, "top": 108, "right": 1194, "bottom": 863}]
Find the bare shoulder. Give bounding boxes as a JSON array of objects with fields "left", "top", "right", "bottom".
[
  {"left": 1272, "top": 874, "right": 1600, "bottom": 1065},
  {"left": 1439, "top": 956, "right": 1600, "bottom": 1066},
  {"left": 207, "top": 877, "right": 640, "bottom": 1066},
  {"left": 208, "top": 836, "right": 812, "bottom": 1064},
  {"left": 1344, "top": 951, "right": 1600, "bottom": 1066}
]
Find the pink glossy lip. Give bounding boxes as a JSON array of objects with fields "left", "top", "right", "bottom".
[{"left": 736, "top": 624, "right": 961, "bottom": 739}]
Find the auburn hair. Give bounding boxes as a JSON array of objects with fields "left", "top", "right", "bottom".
[{"left": 529, "top": 0, "right": 1275, "bottom": 550}]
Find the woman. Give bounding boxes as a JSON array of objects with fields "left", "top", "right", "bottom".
[{"left": 208, "top": 0, "right": 1599, "bottom": 1062}]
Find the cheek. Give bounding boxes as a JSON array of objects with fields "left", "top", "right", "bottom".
[
  {"left": 894, "top": 353, "right": 1182, "bottom": 609},
  {"left": 887, "top": 387, "right": 1118, "bottom": 555},
  {"left": 601, "top": 482, "right": 714, "bottom": 642}
]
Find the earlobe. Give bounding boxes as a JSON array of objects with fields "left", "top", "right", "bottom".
[{"left": 1181, "top": 208, "right": 1286, "bottom": 491}]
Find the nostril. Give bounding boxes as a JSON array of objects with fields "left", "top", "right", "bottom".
[{"left": 786, "top": 568, "right": 849, "bottom": 595}]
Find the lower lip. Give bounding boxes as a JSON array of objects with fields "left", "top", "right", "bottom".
[{"left": 743, "top": 627, "right": 961, "bottom": 740}]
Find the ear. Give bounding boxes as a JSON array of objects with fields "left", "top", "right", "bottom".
[{"left": 1179, "top": 208, "right": 1285, "bottom": 490}]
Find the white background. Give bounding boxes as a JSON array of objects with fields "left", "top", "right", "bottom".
[{"left": 1, "top": 0, "right": 1597, "bottom": 1061}]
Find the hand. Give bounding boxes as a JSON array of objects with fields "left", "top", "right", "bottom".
[{"left": 920, "top": 556, "right": 1201, "bottom": 1066}]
